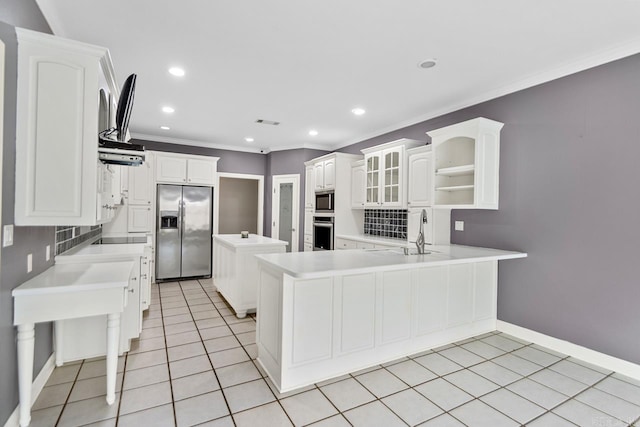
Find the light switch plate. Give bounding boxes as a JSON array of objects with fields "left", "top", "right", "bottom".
[
  {"left": 46, "top": 245, "right": 51, "bottom": 261},
  {"left": 455, "top": 221, "right": 465, "bottom": 231},
  {"left": 3, "top": 224, "right": 14, "bottom": 247},
  {"left": 27, "top": 253, "right": 33, "bottom": 273}
]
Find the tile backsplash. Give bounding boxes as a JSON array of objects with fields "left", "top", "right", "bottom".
[
  {"left": 55, "top": 225, "right": 101, "bottom": 255},
  {"left": 364, "top": 209, "right": 407, "bottom": 240}
]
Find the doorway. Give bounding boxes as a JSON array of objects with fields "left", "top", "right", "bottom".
[
  {"left": 272, "top": 174, "right": 299, "bottom": 252},
  {"left": 215, "top": 173, "right": 264, "bottom": 235}
]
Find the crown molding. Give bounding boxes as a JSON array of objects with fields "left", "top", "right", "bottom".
[
  {"left": 330, "top": 38, "right": 640, "bottom": 151},
  {"left": 130, "top": 133, "right": 268, "bottom": 154}
]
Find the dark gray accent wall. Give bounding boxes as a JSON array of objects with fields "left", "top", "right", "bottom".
[
  {"left": 264, "top": 149, "right": 329, "bottom": 251},
  {"left": 0, "top": 7, "right": 55, "bottom": 425},
  {"left": 338, "top": 54, "right": 640, "bottom": 364}
]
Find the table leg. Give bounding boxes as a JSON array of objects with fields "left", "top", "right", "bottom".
[
  {"left": 105, "top": 313, "right": 120, "bottom": 405},
  {"left": 17, "top": 323, "right": 35, "bottom": 427},
  {"left": 54, "top": 321, "right": 64, "bottom": 367}
]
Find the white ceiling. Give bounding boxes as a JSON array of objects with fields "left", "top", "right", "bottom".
[{"left": 36, "top": 0, "right": 640, "bottom": 153}]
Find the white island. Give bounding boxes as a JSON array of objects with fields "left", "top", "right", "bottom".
[
  {"left": 255, "top": 245, "right": 526, "bottom": 393},
  {"left": 213, "top": 234, "right": 288, "bottom": 318}
]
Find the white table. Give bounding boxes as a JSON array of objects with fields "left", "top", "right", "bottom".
[
  {"left": 213, "top": 234, "right": 287, "bottom": 318},
  {"left": 12, "top": 261, "right": 133, "bottom": 427}
]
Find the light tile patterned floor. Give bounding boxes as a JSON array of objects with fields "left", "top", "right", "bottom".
[{"left": 29, "top": 279, "right": 640, "bottom": 426}]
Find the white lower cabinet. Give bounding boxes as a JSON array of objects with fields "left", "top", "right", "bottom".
[
  {"left": 127, "top": 205, "right": 153, "bottom": 233},
  {"left": 257, "top": 260, "right": 498, "bottom": 392},
  {"left": 335, "top": 238, "right": 357, "bottom": 250}
]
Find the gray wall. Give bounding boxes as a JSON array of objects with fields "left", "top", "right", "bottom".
[
  {"left": 338, "top": 54, "right": 640, "bottom": 364},
  {"left": 0, "top": 5, "right": 55, "bottom": 424},
  {"left": 264, "top": 149, "right": 329, "bottom": 251},
  {"left": 219, "top": 178, "right": 259, "bottom": 234}
]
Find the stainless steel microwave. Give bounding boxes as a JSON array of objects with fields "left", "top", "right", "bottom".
[{"left": 315, "top": 191, "right": 334, "bottom": 213}]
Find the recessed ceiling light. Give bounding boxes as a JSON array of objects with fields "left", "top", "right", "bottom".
[
  {"left": 168, "top": 67, "right": 185, "bottom": 77},
  {"left": 309, "top": 130, "right": 318, "bottom": 136},
  {"left": 245, "top": 137, "right": 254, "bottom": 143},
  {"left": 351, "top": 108, "right": 366, "bottom": 116},
  {"left": 160, "top": 126, "right": 170, "bottom": 130},
  {"left": 418, "top": 59, "right": 437, "bottom": 69},
  {"left": 162, "top": 106, "right": 175, "bottom": 113}
]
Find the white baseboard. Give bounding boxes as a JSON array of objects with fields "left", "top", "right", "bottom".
[
  {"left": 497, "top": 320, "right": 640, "bottom": 381},
  {"left": 3, "top": 353, "right": 56, "bottom": 427}
]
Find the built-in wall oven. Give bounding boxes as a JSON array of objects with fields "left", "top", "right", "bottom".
[
  {"left": 315, "top": 191, "right": 334, "bottom": 213},
  {"left": 313, "top": 216, "right": 334, "bottom": 251}
]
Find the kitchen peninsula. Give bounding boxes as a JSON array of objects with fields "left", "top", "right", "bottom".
[{"left": 255, "top": 245, "right": 526, "bottom": 393}]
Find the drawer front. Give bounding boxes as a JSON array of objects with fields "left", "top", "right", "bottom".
[
  {"left": 304, "top": 234, "right": 313, "bottom": 244},
  {"left": 335, "top": 238, "right": 357, "bottom": 250}
]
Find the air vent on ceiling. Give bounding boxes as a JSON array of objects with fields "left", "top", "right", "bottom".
[{"left": 255, "top": 119, "right": 280, "bottom": 126}]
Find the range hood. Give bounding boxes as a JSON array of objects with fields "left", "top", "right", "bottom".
[{"left": 98, "top": 137, "right": 145, "bottom": 166}]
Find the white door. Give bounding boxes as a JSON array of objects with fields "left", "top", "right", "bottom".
[
  {"left": 128, "top": 205, "right": 152, "bottom": 233},
  {"left": 407, "top": 152, "right": 433, "bottom": 207},
  {"left": 128, "top": 162, "right": 151, "bottom": 205},
  {"left": 351, "top": 164, "right": 365, "bottom": 209},
  {"left": 323, "top": 159, "right": 336, "bottom": 190},
  {"left": 187, "top": 158, "right": 216, "bottom": 185},
  {"left": 314, "top": 162, "right": 324, "bottom": 191},
  {"left": 272, "top": 175, "right": 299, "bottom": 252},
  {"left": 304, "top": 166, "right": 314, "bottom": 208},
  {"left": 156, "top": 155, "right": 187, "bottom": 183}
]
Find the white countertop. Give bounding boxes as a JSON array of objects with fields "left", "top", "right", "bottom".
[
  {"left": 55, "top": 243, "right": 147, "bottom": 264},
  {"left": 213, "top": 234, "right": 288, "bottom": 248},
  {"left": 12, "top": 261, "right": 134, "bottom": 296},
  {"left": 256, "top": 245, "right": 527, "bottom": 279},
  {"left": 335, "top": 233, "right": 411, "bottom": 248}
]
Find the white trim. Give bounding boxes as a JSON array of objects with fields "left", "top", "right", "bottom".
[
  {"left": 3, "top": 353, "right": 56, "bottom": 427},
  {"left": 215, "top": 172, "right": 264, "bottom": 236},
  {"left": 497, "top": 320, "right": 640, "bottom": 381},
  {"left": 271, "top": 174, "right": 300, "bottom": 252},
  {"left": 131, "top": 133, "right": 268, "bottom": 154}
]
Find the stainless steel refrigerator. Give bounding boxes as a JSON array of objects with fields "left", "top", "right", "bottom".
[{"left": 156, "top": 185, "right": 212, "bottom": 280}]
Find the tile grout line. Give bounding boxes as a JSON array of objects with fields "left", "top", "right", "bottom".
[{"left": 53, "top": 359, "right": 85, "bottom": 427}]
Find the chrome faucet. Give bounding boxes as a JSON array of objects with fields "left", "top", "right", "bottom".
[{"left": 415, "top": 209, "right": 428, "bottom": 254}]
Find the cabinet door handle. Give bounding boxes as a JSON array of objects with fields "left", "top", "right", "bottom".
[{"left": 128, "top": 288, "right": 135, "bottom": 293}]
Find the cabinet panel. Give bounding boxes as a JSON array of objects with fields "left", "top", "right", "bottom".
[
  {"left": 338, "top": 274, "right": 375, "bottom": 354},
  {"left": 314, "top": 162, "right": 324, "bottom": 191},
  {"left": 127, "top": 206, "right": 152, "bottom": 233},
  {"left": 323, "top": 159, "right": 335, "bottom": 190},
  {"left": 356, "top": 242, "right": 375, "bottom": 249},
  {"left": 447, "top": 264, "right": 474, "bottom": 327},
  {"left": 156, "top": 156, "right": 187, "bottom": 183},
  {"left": 335, "top": 238, "right": 357, "bottom": 250},
  {"left": 120, "top": 267, "right": 141, "bottom": 346},
  {"left": 408, "top": 152, "right": 433, "bottom": 207},
  {"left": 364, "top": 154, "right": 381, "bottom": 207},
  {"left": 351, "top": 163, "right": 365, "bottom": 209},
  {"left": 305, "top": 166, "right": 315, "bottom": 208},
  {"left": 187, "top": 158, "right": 216, "bottom": 185},
  {"left": 128, "top": 163, "right": 151, "bottom": 205},
  {"left": 304, "top": 208, "right": 313, "bottom": 235},
  {"left": 303, "top": 242, "right": 313, "bottom": 252},
  {"left": 379, "top": 270, "right": 412, "bottom": 344},
  {"left": 474, "top": 261, "right": 496, "bottom": 321},
  {"left": 413, "top": 267, "right": 447, "bottom": 335},
  {"left": 292, "top": 278, "right": 333, "bottom": 364}
]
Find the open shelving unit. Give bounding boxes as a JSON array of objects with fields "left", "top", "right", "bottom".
[{"left": 428, "top": 118, "right": 503, "bottom": 209}]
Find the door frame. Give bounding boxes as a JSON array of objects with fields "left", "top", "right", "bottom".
[
  {"left": 214, "top": 172, "right": 264, "bottom": 236},
  {"left": 271, "top": 174, "right": 299, "bottom": 252}
]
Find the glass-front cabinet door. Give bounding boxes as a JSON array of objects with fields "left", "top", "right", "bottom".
[
  {"left": 382, "top": 147, "right": 402, "bottom": 206},
  {"left": 365, "top": 154, "right": 380, "bottom": 207}
]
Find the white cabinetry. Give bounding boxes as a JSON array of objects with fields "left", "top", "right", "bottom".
[
  {"left": 350, "top": 160, "right": 365, "bottom": 209},
  {"left": 361, "top": 139, "right": 423, "bottom": 209},
  {"left": 14, "top": 28, "right": 119, "bottom": 226},
  {"left": 428, "top": 118, "right": 503, "bottom": 209},
  {"left": 127, "top": 162, "right": 152, "bottom": 206},
  {"left": 304, "top": 166, "right": 315, "bottom": 208},
  {"left": 314, "top": 158, "right": 335, "bottom": 191},
  {"left": 127, "top": 206, "right": 153, "bottom": 233},
  {"left": 156, "top": 153, "right": 219, "bottom": 185},
  {"left": 407, "top": 146, "right": 433, "bottom": 207}
]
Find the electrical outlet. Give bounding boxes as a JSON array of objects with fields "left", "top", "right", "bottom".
[
  {"left": 3, "top": 224, "right": 14, "bottom": 247},
  {"left": 454, "top": 221, "right": 465, "bottom": 231},
  {"left": 46, "top": 245, "right": 51, "bottom": 261},
  {"left": 27, "top": 253, "right": 33, "bottom": 273}
]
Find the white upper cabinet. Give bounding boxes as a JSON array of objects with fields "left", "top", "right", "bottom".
[
  {"left": 313, "top": 158, "right": 336, "bottom": 191},
  {"left": 428, "top": 118, "right": 503, "bottom": 209},
  {"left": 155, "top": 155, "right": 188, "bottom": 183},
  {"left": 14, "top": 28, "right": 119, "bottom": 225},
  {"left": 155, "top": 153, "right": 218, "bottom": 186},
  {"left": 351, "top": 160, "right": 365, "bottom": 209},
  {"left": 127, "top": 205, "right": 153, "bottom": 233},
  {"left": 407, "top": 146, "right": 433, "bottom": 207},
  {"left": 187, "top": 157, "right": 216, "bottom": 185},
  {"left": 361, "top": 139, "right": 423, "bottom": 209},
  {"left": 305, "top": 166, "right": 315, "bottom": 208}
]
